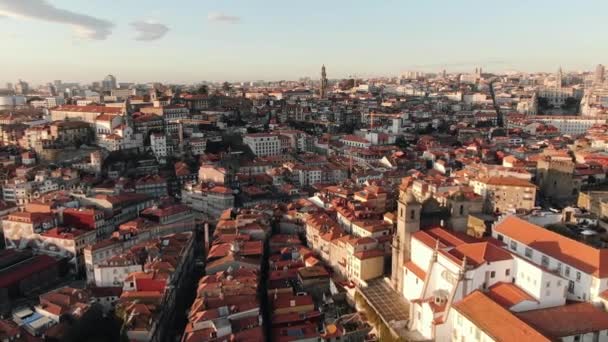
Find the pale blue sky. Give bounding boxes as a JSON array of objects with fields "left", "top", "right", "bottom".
[{"left": 1, "top": 0, "right": 607, "bottom": 84}]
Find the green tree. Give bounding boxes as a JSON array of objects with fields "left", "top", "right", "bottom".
[{"left": 196, "top": 85, "right": 209, "bottom": 95}]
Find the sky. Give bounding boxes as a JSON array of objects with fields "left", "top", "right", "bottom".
[{"left": 1, "top": 0, "right": 608, "bottom": 85}]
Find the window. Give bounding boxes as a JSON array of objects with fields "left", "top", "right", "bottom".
[
  {"left": 546, "top": 281, "right": 551, "bottom": 288},
  {"left": 541, "top": 255, "right": 549, "bottom": 268},
  {"left": 497, "top": 234, "right": 504, "bottom": 242},
  {"left": 510, "top": 240, "right": 517, "bottom": 251},
  {"left": 457, "top": 315, "right": 463, "bottom": 326},
  {"left": 525, "top": 247, "right": 533, "bottom": 258},
  {"left": 568, "top": 280, "right": 575, "bottom": 294},
  {"left": 505, "top": 269, "right": 511, "bottom": 277},
  {"left": 410, "top": 210, "right": 415, "bottom": 220},
  {"left": 565, "top": 267, "right": 571, "bottom": 277},
  {"left": 459, "top": 205, "right": 464, "bottom": 216},
  {"left": 490, "top": 271, "right": 496, "bottom": 278},
  {"left": 576, "top": 272, "right": 581, "bottom": 282}
]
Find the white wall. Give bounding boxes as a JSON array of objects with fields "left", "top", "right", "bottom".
[
  {"left": 94, "top": 264, "right": 142, "bottom": 287},
  {"left": 495, "top": 231, "right": 594, "bottom": 302}
]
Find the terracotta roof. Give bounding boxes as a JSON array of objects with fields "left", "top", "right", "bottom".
[
  {"left": 516, "top": 302, "right": 608, "bottom": 338},
  {"left": 486, "top": 282, "right": 538, "bottom": 308},
  {"left": 404, "top": 261, "right": 426, "bottom": 279},
  {"left": 412, "top": 227, "right": 478, "bottom": 249},
  {"left": 0, "top": 255, "right": 58, "bottom": 288},
  {"left": 479, "top": 176, "right": 536, "bottom": 188},
  {"left": 341, "top": 134, "right": 370, "bottom": 144},
  {"left": 494, "top": 215, "right": 608, "bottom": 277},
  {"left": 53, "top": 105, "right": 123, "bottom": 114},
  {"left": 453, "top": 291, "right": 550, "bottom": 342},
  {"left": 353, "top": 248, "right": 384, "bottom": 260},
  {"left": 448, "top": 242, "right": 512, "bottom": 267}
]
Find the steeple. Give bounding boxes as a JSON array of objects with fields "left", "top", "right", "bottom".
[
  {"left": 320, "top": 65, "right": 328, "bottom": 99},
  {"left": 556, "top": 66, "right": 563, "bottom": 89},
  {"left": 123, "top": 97, "right": 133, "bottom": 128}
]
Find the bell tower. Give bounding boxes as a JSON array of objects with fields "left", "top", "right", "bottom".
[
  {"left": 391, "top": 187, "right": 421, "bottom": 294},
  {"left": 320, "top": 65, "right": 328, "bottom": 99}
]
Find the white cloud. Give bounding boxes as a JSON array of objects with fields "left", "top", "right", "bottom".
[
  {"left": 208, "top": 12, "right": 240, "bottom": 23},
  {"left": 0, "top": 0, "right": 114, "bottom": 40},
  {"left": 131, "top": 21, "right": 169, "bottom": 41}
]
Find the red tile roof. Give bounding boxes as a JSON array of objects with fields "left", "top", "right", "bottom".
[
  {"left": 0, "top": 255, "right": 58, "bottom": 288},
  {"left": 516, "top": 302, "right": 608, "bottom": 338},
  {"left": 495, "top": 215, "right": 608, "bottom": 277},
  {"left": 404, "top": 261, "right": 426, "bottom": 279},
  {"left": 53, "top": 105, "right": 123, "bottom": 114},
  {"left": 486, "top": 282, "right": 538, "bottom": 308},
  {"left": 447, "top": 242, "right": 512, "bottom": 267},
  {"left": 479, "top": 176, "right": 536, "bottom": 188},
  {"left": 453, "top": 291, "right": 550, "bottom": 342},
  {"left": 353, "top": 248, "right": 384, "bottom": 260}
]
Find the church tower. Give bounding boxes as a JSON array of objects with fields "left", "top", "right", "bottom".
[
  {"left": 391, "top": 187, "right": 421, "bottom": 294},
  {"left": 320, "top": 65, "right": 328, "bottom": 99},
  {"left": 556, "top": 66, "right": 563, "bottom": 89},
  {"left": 123, "top": 97, "right": 134, "bottom": 129}
]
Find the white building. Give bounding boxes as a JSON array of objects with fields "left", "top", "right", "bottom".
[
  {"left": 189, "top": 137, "right": 207, "bottom": 156},
  {"left": 181, "top": 183, "right": 235, "bottom": 221},
  {"left": 492, "top": 215, "right": 608, "bottom": 303},
  {"left": 403, "top": 224, "right": 568, "bottom": 340},
  {"left": 93, "top": 257, "right": 143, "bottom": 287},
  {"left": 520, "top": 116, "right": 607, "bottom": 136},
  {"left": 243, "top": 133, "right": 281, "bottom": 157},
  {"left": 30, "top": 97, "right": 66, "bottom": 109},
  {"left": 150, "top": 133, "right": 170, "bottom": 163},
  {"left": 452, "top": 290, "right": 608, "bottom": 342},
  {"left": 340, "top": 135, "right": 371, "bottom": 149}
]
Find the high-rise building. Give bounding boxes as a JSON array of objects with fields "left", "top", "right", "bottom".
[
  {"left": 102, "top": 74, "right": 117, "bottom": 91},
  {"left": 14, "top": 80, "right": 29, "bottom": 95},
  {"left": 320, "top": 65, "right": 328, "bottom": 99},
  {"left": 556, "top": 66, "right": 563, "bottom": 88},
  {"left": 595, "top": 64, "right": 605, "bottom": 85}
]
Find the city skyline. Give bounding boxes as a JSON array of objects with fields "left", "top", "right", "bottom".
[{"left": 1, "top": 0, "right": 608, "bottom": 84}]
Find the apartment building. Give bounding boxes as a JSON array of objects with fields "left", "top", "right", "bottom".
[
  {"left": 243, "top": 133, "right": 282, "bottom": 157},
  {"left": 493, "top": 215, "right": 608, "bottom": 303},
  {"left": 471, "top": 176, "right": 537, "bottom": 213}
]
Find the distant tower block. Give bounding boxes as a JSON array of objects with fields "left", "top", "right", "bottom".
[
  {"left": 320, "top": 65, "right": 328, "bottom": 99},
  {"left": 595, "top": 64, "right": 605, "bottom": 85}
]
